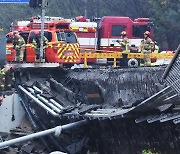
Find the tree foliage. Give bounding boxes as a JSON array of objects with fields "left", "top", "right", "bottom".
[
  {"left": 140, "top": 0, "right": 180, "bottom": 50},
  {"left": 0, "top": 0, "right": 179, "bottom": 50}
]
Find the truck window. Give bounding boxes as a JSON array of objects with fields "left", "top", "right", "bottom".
[
  {"left": 57, "top": 32, "right": 66, "bottom": 41},
  {"left": 133, "top": 25, "right": 150, "bottom": 38},
  {"left": 57, "top": 32, "right": 77, "bottom": 43},
  {"left": 56, "top": 24, "right": 69, "bottom": 29},
  {"left": 112, "top": 25, "right": 126, "bottom": 36},
  {"left": 44, "top": 32, "right": 52, "bottom": 42},
  {"left": 29, "top": 31, "right": 52, "bottom": 43}
]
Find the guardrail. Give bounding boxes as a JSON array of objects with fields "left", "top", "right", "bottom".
[{"left": 79, "top": 50, "right": 174, "bottom": 68}]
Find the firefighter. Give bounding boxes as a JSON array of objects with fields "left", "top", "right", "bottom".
[
  {"left": 116, "top": 31, "right": 130, "bottom": 66},
  {"left": 0, "top": 65, "right": 15, "bottom": 105},
  {"left": 0, "top": 65, "right": 15, "bottom": 91},
  {"left": 0, "top": 67, "right": 6, "bottom": 91},
  {"left": 117, "top": 31, "right": 129, "bottom": 52},
  {"left": 5, "top": 66, "right": 15, "bottom": 90},
  {"left": 139, "top": 31, "right": 154, "bottom": 66},
  {"left": 13, "top": 32, "right": 26, "bottom": 62},
  {"left": 32, "top": 34, "right": 48, "bottom": 61}
]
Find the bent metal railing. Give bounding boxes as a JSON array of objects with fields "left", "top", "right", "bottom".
[{"left": 162, "top": 45, "right": 180, "bottom": 95}]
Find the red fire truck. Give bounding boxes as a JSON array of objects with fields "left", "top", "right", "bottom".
[
  {"left": 6, "top": 15, "right": 155, "bottom": 66},
  {"left": 6, "top": 19, "right": 80, "bottom": 64},
  {"left": 70, "top": 16, "right": 154, "bottom": 51},
  {"left": 6, "top": 20, "right": 30, "bottom": 61},
  {"left": 10, "top": 20, "right": 30, "bottom": 32},
  {"left": 70, "top": 16, "right": 154, "bottom": 65},
  {"left": 70, "top": 21, "right": 97, "bottom": 50},
  {"left": 98, "top": 16, "right": 153, "bottom": 51}
]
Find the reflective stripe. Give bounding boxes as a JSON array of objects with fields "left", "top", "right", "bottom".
[
  {"left": 143, "top": 50, "right": 151, "bottom": 53},
  {"left": 71, "top": 26, "right": 97, "bottom": 32},
  {"left": 55, "top": 43, "right": 80, "bottom": 62},
  {"left": 19, "top": 55, "right": 24, "bottom": 58},
  {"left": 0, "top": 85, "right": 5, "bottom": 88},
  {"left": 0, "top": 70, "right": 5, "bottom": 75},
  {"left": 58, "top": 51, "right": 63, "bottom": 58}
]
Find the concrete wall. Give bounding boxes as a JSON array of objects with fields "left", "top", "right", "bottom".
[{"left": 0, "top": 94, "right": 25, "bottom": 133}]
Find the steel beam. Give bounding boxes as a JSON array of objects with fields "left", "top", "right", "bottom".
[
  {"left": 162, "top": 44, "right": 180, "bottom": 80},
  {"left": 7, "top": 63, "right": 60, "bottom": 68},
  {"left": 160, "top": 113, "right": 180, "bottom": 122},
  {"left": 18, "top": 85, "right": 59, "bottom": 117}
]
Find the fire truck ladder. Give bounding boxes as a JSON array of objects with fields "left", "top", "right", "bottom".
[{"left": 162, "top": 45, "right": 180, "bottom": 95}]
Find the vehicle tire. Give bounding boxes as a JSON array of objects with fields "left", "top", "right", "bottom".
[{"left": 128, "top": 58, "right": 139, "bottom": 67}]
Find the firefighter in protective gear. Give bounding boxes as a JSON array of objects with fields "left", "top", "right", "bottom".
[
  {"left": 0, "top": 65, "right": 15, "bottom": 91},
  {"left": 0, "top": 67, "right": 6, "bottom": 91},
  {"left": 139, "top": 31, "right": 154, "bottom": 66},
  {"left": 13, "top": 33, "right": 26, "bottom": 62},
  {"left": 5, "top": 67, "right": 15, "bottom": 90},
  {"left": 32, "top": 34, "right": 48, "bottom": 61},
  {"left": 117, "top": 31, "right": 129, "bottom": 52}
]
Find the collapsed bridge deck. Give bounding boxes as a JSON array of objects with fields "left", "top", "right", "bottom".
[
  {"left": 0, "top": 65, "right": 178, "bottom": 153},
  {"left": 15, "top": 66, "right": 180, "bottom": 121},
  {"left": 12, "top": 66, "right": 180, "bottom": 153}
]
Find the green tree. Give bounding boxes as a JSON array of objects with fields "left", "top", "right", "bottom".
[
  {"left": 0, "top": 0, "right": 179, "bottom": 50},
  {"left": 140, "top": 0, "right": 180, "bottom": 50}
]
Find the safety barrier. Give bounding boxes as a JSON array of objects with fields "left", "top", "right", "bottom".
[
  {"left": 6, "top": 43, "right": 174, "bottom": 67},
  {"left": 79, "top": 48, "right": 174, "bottom": 68}
]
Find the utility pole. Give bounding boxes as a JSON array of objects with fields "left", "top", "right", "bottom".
[
  {"left": 29, "top": 0, "right": 48, "bottom": 62},
  {"left": 40, "top": 0, "right": 46, "bottom": 62},
  {"left": 84, "top": 0, "right": 87, "bottom": 18},
  {"left": 97, "top": 0, "right": 100, "bottom": 18}
]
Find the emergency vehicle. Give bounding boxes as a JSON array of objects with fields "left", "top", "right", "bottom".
[
  {"left": 10, "top": 20, "right": 30, "bottom": 32},
  {"left": 5, "top": 15, "right": 173, "bottom": 68},
  {"left": 70, "top": 21, "right": 97, "bottom": 50},
  {"left": 6, "top": 19, "right": 80, "bottom": 64},
  {"left": 97, "top": 16, "right": 153, "bottom": 51},
  {"left": 70, "top": 16, "right": 154, "bottom": 66},
  {"left": 70, "top": 16, "right": 153, "bottom": 51},
  {"left": 6, "top": 20, "right": 30, "bottom": 61}
]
